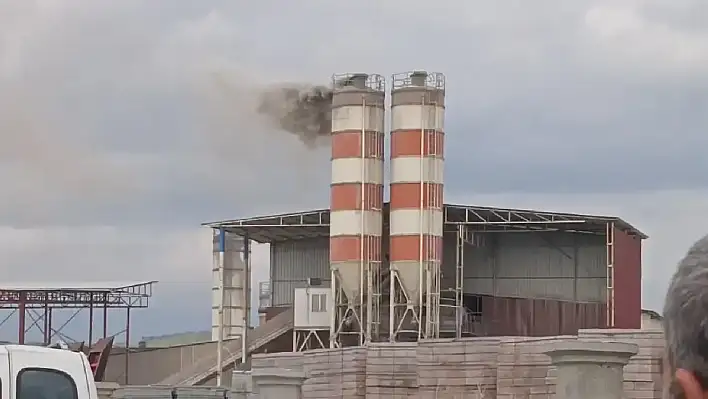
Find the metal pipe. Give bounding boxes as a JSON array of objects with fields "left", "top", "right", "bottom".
[
  {"left": 389, "top": 269, "right": 395, "bottom": 342},
  {"left": 606, "top": 222, "right": 616, "bottom": 327},
  {"left": 103, "top": 293, "right": 108, "bottom": 338},
  {"left": 329, "top": 269, "right": 337, "bottom": 348},
  {"left": 455, "top": 225, "right": 465, "bottom": 338},
  {"left": 88, "top": 296, "right": 94, "bottom": 346},
  {"left": 418, "top": 94, "right": 425, "bottom": 340},
  {"left": 242, "top": 234, "right": 250, "bottom": 367},
  {"left": 360, "top": 97, "right": 368, "bottom": 345},
  {"left": 216, "top": 228, "right": 226, "bottom": 386},
  {"left": 47, "top": 308, "right": 53, "bottom": 342},
  {"left": 125, "top": 306, "right": 131, "bottom": 385},
  {"left": 43, "top": 294, "right": 49, "bottom": 345}
]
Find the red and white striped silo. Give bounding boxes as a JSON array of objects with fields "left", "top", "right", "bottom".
[
  {"left": 388, "top": 71, "right": 446, "bottom": 340},
  {"left": 329, "top": 73, "right": 385, "bottom": 347}
]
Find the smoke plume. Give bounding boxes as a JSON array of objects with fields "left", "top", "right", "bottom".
[{"left": 256, "top": 84, "right": 333, "bottom": 148}]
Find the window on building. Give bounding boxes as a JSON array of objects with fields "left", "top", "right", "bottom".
[
  {"left": 17, "top": 368, "right": 78, "bottom": 399},
  {"left": 311, "top": 293, "right": 327, "bottom": 313}
]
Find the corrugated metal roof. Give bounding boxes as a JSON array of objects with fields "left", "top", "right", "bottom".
[{"left": 203, "top": 203, "right": 647, "bottom": 243}]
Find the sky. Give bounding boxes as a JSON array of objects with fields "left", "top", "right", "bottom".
[{"left": 0, "top": 0, "right": 707, "bottom": 343}]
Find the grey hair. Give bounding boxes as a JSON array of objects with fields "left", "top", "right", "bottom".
[{"left": 663, "top": 234, "right": 708, "bottom": 386}]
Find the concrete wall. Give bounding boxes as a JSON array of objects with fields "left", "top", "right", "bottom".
[
  {"left": 104, "top": 331, "right": 294, "bottom": 385},
  {"left": 97, "top": 383, "right": 230, "bottom": 399},
  {"left": 251, "top": 328, "right": 666, "bottom": 399},
  {"left": 641, "top": 311, "right": 663, "bottom": 330},
  {"left": 104, "top": 339, "right": 220, "bottom": 385}
]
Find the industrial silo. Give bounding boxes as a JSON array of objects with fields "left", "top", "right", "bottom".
[
  {"left": 329, "top": 73, "right": 386, "bottom": 346},
  {"left": 388, "top": 71, "right": 446, "bottom": 341}
]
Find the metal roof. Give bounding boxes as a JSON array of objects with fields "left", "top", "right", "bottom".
[
  {"left": 0, "top": 281, "right": 157, "bottom": 293},
  {"left": 204, "top": 204, "right": 647, "bottom": 243},
  {"left": 0, "top": 281, "right": 157, "bottom": 309}
]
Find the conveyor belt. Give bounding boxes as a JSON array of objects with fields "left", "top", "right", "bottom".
[{"left": 158, "top": 308, "right": 293, "bottom": 385}]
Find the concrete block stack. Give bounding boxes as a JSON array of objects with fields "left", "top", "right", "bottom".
[
  {"left": 96, "top": 382, "right": 120, "bottom": 399},
  {"left": 251, "top": 352, "right": 304, "bottom": 370},
  {"left": 301, "top": 347, "right": 367, "bottom": 398},
  {"left": 416, "top": 337, "right": 500, "bottom": 399},
  {"left": 365, "top": 342, "right": 418, "bottom": 398},
  {"left": 579, "top": 329, "right": 665, "bottom": 399},
  {"left": 495, "top": 336, "right": 574, "bottom": 399},
  {"left": 246, "top": 328, "right": 666, "bottom": 398}
]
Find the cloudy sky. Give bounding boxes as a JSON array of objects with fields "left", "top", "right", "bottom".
[{"left": 0, "top": 0, "right": 706, "bottom": 343}]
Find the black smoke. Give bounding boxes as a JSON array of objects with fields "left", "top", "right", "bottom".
[{"left": 256, "top": 84, "right": 333, "bottom": 147}]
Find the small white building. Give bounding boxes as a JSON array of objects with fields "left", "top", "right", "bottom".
[{"left": 292, "top": 287, "right": 331, "bottom": 351}]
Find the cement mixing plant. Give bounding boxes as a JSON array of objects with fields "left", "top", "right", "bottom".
[{"left": 99, "top": 71, "right": 647, "bottom": 394}]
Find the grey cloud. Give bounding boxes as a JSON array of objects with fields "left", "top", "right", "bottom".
[
  {"left": 0, "top": 227, "right": 210, "bottom": 282},
  {"left": 444, "top": 82, "right": 708, "bottom": 194},
  {"left": 0, "top": 225, "right": 215, "bottom": 341},
  {"left": 3, "top": 0, "right": 707, "bottom": 225},
  {"left": 0, "top": 1, "right": 333, "bottom": 226}
]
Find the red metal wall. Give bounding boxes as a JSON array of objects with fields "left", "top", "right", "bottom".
[
  {"left": 480, "top": 296, "right": 606, "bottom": 336},
  {"left": 612, "top": 227, "right": 642, "bottom": 329}
]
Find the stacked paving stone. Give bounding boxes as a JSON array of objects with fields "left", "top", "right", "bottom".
[
  {"left": 248, "top": 329, "right": 667, "bottom": 398},
  {"left": 579, "top": 329, "right": 664, "bottom": 399},
  {"left": 365, "top": 342, "right": 418, "bottom": 398},
  {"left": 416, "top": 337, "right": 501, "bottom": 399},
  {"left": 251, "top": 351, "right": 304, "bottom": 370},
  {"left": 300, "top": 347, "right": 367, "bottom": 399},
  {"left": 496, "top": 336, "right": 576, "bottom": 399}
]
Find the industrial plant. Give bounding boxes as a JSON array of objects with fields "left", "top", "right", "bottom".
[{"left": 31, "top": 70, "right": 649, "bottom": 396}]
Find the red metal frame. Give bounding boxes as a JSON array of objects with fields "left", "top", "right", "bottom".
[{"left": 0, "top": 282, "right": 155, "bottom": 385}]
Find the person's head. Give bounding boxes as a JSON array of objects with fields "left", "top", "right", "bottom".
[{"left": 663, "top": 234, "right": 708, "bottom": 399}]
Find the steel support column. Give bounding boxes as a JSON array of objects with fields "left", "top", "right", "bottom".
[
  {"left": 606, "top": 222, "right": 615, "bottom": 328},
  {"left": 454, "top": 225, "right": 465, "bottom": 339},
  {"left": 124, "top": 305, "right": 131, "bottom": 385},
  {"left": 18, "top": 292, "right": 26, "bottom": 344},
  {"left": 242, "top": 233, "right": 250, "bottom": 367}
]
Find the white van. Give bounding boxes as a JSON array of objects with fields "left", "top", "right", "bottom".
[{"left": 0, "top": 345, "right": 98, "bottom": 399}]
